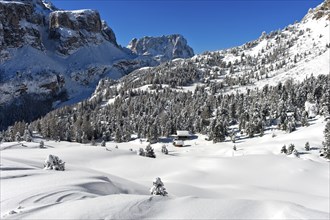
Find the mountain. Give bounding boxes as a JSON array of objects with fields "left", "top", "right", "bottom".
[
  {"left": 0, "top": 0, "right": 194, "bottom": 130},
  {"left": 116, "top": 0, "right": 329, "bottom": 94},
  {"left": 128, "top": 34, "right": 194, "bottom": 62},
  {"left": 10, "top": 0, "right": 329, "bottom": 144}
]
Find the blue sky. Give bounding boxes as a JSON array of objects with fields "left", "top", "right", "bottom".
[{"left": 52, "top": 0, "right": 324, "bottom": 54}]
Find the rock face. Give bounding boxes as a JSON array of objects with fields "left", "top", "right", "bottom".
[
  {"left": 0, "top": 0, "right": 44, "bottom": 51},
  {"left": 128, "top": 34, "right": 194, "bottom": 61},
  {"left": 49, "top": 10, "right": 118, "bottom": 54},
  {"left": 312, "top": 0, "right": 330, "bottom": 20}
]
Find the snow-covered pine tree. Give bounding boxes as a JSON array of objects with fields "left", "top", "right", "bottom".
[
  {"left": 150, "top": 177, "right": 168, "bottom": 196},
  {"left": 44, "top": 154, "right": 65, "bottom": 171},
  {"left": 148, "top": 123, "right": 159, "bottom": 144},
  {"left": 15, "top": 132, "right": 21, "bottom": 142},
  {"left": 39, "top": 140, "right": 45, "bottom": 148},
  {"left": 321, "top": 121, "right": 330, "bottom": 159},
  {"left": 245, "top": 122, "right": 254, "bottom": 138},
  {"left": 145, "top": 144, "right": 156, "bottom": 158},
  {"left": 305, "top": 142, "right": 310, "bottom": 151},
  {"left": 114, "top": 128, "right": 122, "bottom": 143},
  {"left": 287, "top": 143, "right": 295, "bottom": 155},
  {"left": 81, "top": 132, "right": 88, "bottom": 144},
  {"left": 161, "top": 145, "right": 168, "bottom": 154},
  {"left": 213, "top": 121, "right": 226, "bottom": 143},
  {"left": 281, "top": 145, "right": 287, "bottom": 154},
  {"left": 138, "top": 147, "right": 145, "bottom": 156},
  {"left": 301, "top": 111, "right": 309, "bottom": 127},
  {"left": 23, "top": 125, "right": 32, "bottom": 142},
  {"left": 324, "top": 121, "right": 330, "bottom": 149}
]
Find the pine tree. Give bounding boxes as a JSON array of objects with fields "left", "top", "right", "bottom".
[
  {"left": 150, "top": 177, "right": 168, "bottom": 196},
  {"left": 81, "top": 132, "right": 88, "bottom": 144},
  {"left": 301, "top": 111, "right": 309, "bottom": 127},
  {"left": 281, "top": 145, "right": 287, "bottom": 154},
  {"left": 161, "top": 145, "right": 168, "bottom": 154},
  {"left": 138, "top": 147, "right": 145, "bottom": 156},
  {"left": 44, "top": 154, "right": 65, "bottom": 171},
  {"left": 324, "top": 121, "right": 330, "bottom": 149},
  {"left": 145, "top": 144, "right": 156, "bottom": 158},
  {"left": 245, "top": 122, "right": 254, "bottom": 138},
  {"left": 213, "top": 122, "right": 226, "bottom": 143},
  {"left": 321, "top": 121, "right": 330, "bottom": 159},
  {"left": 148, "top": 123, "right": 159, "bottom": 144},
  {"left": 39, "top": 140, "right": 45, "bottom": 148},
  {"left": 15, "top": 132, "right": 21, "bottom": 142},
  {"left": 23, "top": 125, "right": 32, "bottom": 142},
  {"left": 305, "top": 142, "right": 310, "bottom": 151},
  {"left": 287, "top": 143, "right": 295, "bottom": 155}
]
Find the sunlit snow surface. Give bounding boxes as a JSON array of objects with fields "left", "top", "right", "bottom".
[{"left": 1, "top": 116, "right": 329, "bottom": 219}]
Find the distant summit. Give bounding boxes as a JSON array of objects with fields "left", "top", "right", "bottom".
[{"left": 128, "top": 34, "right": 194, "bottom": 62}]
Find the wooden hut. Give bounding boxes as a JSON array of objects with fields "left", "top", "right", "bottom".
[{"left": 175, "top": 130, "right": 191, "bottom": 140}]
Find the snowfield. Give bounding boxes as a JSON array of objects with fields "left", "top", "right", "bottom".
[{"left": 1, "top": 116, "right": 329, "bottom": 219}]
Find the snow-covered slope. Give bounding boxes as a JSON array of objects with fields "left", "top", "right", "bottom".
[{"left": 1, "top": 116, "right": 329, "bottom": 219}]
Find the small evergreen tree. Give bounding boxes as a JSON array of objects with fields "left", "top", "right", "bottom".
[
  {"left": 305, "top": 142, "right": 310, "bottom": 151},
  {"left": 145, "top": 144, "right": 156, "bottom": 158},
  {"left": 324, "top": 121, "right": 330, "bottom": 149},
  {"left": 23, "top": 127, "right": 32, "bottom": 142},
  {"left": 138, "top": 147, "right": 145, "bottom": 156},
  {"left": 321, "top": 121, "right": 330, "bottom": 159},
  {"left": 150, "top": 177, "right": 168, "bottom": 196},
  {"left": 301, "top": 111, "right": 309, "bottom": 127},
  {"left": 287, "top": 143, "right": 295, "bottom": 155},
  {"left": 230, "top": 132, "right": 236, "bottom": 143},
  {"left": 39, "top": 140, "right": 45, "bottom": 148},
  {"left": 281, "top": 145, "right": 287, "bottom": 154},
  {"left": 81, "top": 132, "right": 88, "bottom": 144},
  {"left": 15, "top": 132, "right": 21, "bottom": 142},
  {"left": 161, "top": 145, "right": 168, "bottom": 154},
  {"left": 44, "top": 154, "right": 65, "bottom": 171}
]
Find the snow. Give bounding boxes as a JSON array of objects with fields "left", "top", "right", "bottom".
[
  {"left": 0, "top": 41, "right": 130, "bottom": 105},
  {"left": 1, "top": 117, "right": 329, "bottom": 219}
]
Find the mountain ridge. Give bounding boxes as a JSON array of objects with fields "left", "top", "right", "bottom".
[{"left": 0, "top": 0, "right": 195, "bottom": 130}]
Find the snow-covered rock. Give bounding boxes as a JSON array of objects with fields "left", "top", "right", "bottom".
[
  {"left": 305, "top": 101, "right": 319, "bottom": 118},
  {"left": 0, "top": 0, "right": 45, "bottom": 52},
  {"left": 49, "top": 9, "right": 118, "bottom": 55},
  {"left": 128, "top": 34, "right": 194, "bottom": 62}
]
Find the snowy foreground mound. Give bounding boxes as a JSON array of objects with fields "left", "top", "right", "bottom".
[{"left": 1, "top": 117, "right": 329, "bottom": 219}]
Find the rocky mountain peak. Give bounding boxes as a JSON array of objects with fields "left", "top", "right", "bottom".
[
  {"left": 48, "top": 9, "right": 119, "bottom": 54},
  {"left": 127, "top": 34, "right": 194, "bottom": 61},
  {"left": 307, "top": 0, "right": 330, "bottom": 20}
]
